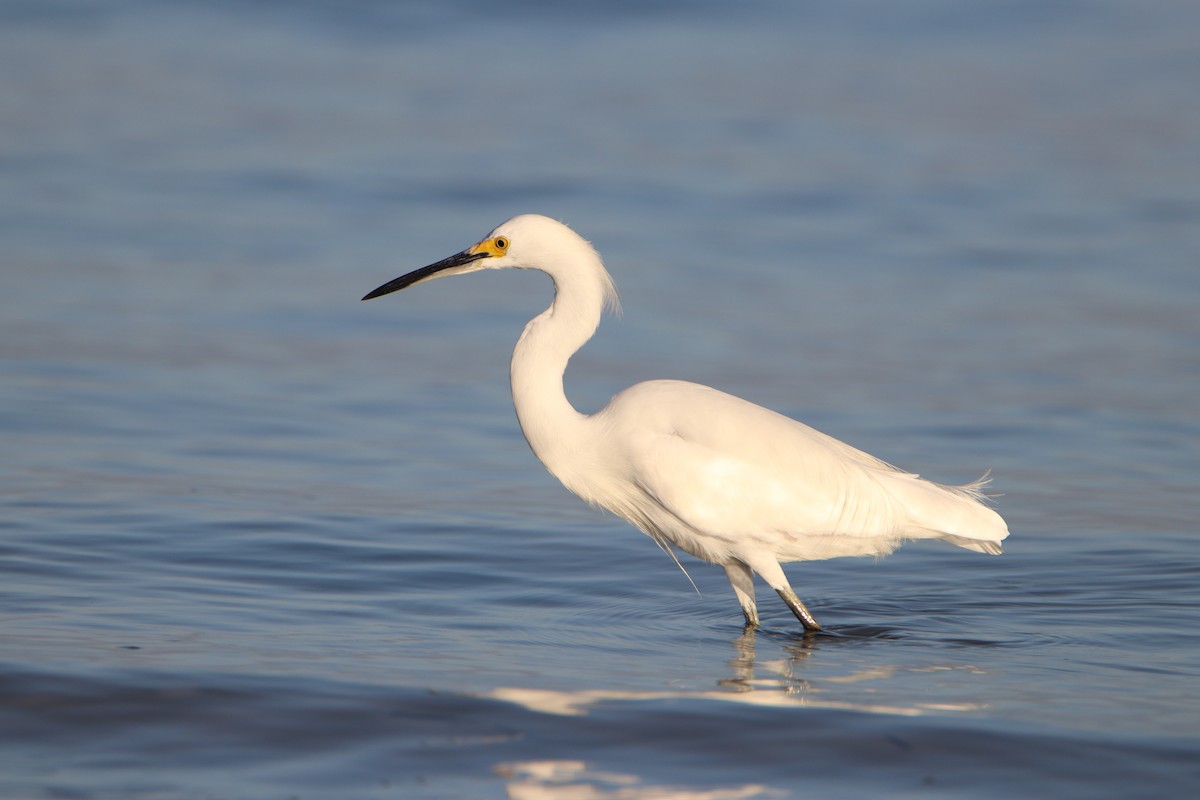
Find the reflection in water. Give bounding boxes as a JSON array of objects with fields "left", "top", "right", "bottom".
[
  {"left": 498, "top": 759, "right": 782, "bottom": 800},
  {"left": 724, "top": 631, "right": 906, "bottom": 696},
  {"left": 487, "top": 628, "right": 989, "bottom": 717},
  {"left": 491, "top": 630, "right": 988, "bottom": 796}
]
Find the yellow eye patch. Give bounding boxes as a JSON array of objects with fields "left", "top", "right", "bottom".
[{"left": 468, "top": 237, "right": 510, "bottom": 258}]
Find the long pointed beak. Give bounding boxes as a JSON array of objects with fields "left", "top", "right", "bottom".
[{"left": 361, "top": 249, "right": 489, "bottom": 301}]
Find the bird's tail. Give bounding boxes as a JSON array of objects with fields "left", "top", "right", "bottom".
[{"left": 900, "top": 471, "right": 1009, "bottom": 554}]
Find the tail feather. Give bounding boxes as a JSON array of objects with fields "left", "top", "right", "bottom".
[
  {"left": 894, "top": 471, "right": 1009, "bottom": 553},
  {"left": 940, "top": 534, "right": 1003, "bottom": 555}
]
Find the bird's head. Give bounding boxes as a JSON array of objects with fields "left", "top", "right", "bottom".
[{"left": 361, "top": 214, "right": 599, "bottom": 301}]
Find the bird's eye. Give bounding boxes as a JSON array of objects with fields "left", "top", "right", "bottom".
[{"left": 494, "top": 237, "right": 509, "bottom": 252}]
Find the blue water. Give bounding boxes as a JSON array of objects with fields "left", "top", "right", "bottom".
[{"left": 3, "top": 1, "right": 1199, "bottom": 797}]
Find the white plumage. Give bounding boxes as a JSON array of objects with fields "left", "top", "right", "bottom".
[{"left": 363, "top": 214, "right": 1008, "bottom": 630}]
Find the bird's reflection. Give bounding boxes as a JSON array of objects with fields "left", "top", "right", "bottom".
[
  {"left": 490, "top": 626, "right": 993, "bottom": 797},
  {"left": 722, "top": 629, "right": 759, "bottom": 689},
  {"left": 487, "top": 623, "right": 983, "bottom": 718},
  {"left": 718, "top": 626, "right": 823, "bottom": 698}
]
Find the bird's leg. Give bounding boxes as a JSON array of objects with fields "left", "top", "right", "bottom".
[
  {"left": 742, "top": 557, "right": 823, "bottom": 632},
  {"left": 776, "top": 587, "right": 822, "bottom": 632},
  {"left": 723, "top": 560, "right": 759, "bottom": 628}
]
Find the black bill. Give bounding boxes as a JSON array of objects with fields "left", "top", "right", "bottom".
[{"left": 361, "top": 249, "right": 489, "bottom": 301}]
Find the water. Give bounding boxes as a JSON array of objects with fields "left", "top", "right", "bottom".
[{"left": 3, "top": 1, "right": 1199, "bottom": 797}]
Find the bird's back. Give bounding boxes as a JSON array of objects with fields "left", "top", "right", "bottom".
[{"left": 588, "top": 380, "right": 1007, "bottom": 563}]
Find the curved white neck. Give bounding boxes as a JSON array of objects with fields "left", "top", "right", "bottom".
[{"left": 509, "top": 262, "right": 610, "bottom": 490}]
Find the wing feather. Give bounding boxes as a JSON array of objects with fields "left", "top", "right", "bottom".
[{"left": 596, "top": 380, "right": 1006, "bottom": 557}]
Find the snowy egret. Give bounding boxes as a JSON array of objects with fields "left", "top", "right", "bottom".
[{"left": 363, "top": 214, "right": 1008, "bottom": 631}]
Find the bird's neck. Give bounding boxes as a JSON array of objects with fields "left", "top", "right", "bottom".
[{"left": 509, "top": 264, "right": 609, "bottom": 489}]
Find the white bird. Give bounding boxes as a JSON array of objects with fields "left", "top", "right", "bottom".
[{"left": 363, "top": 214, "right": 1008, "bottom": 631}]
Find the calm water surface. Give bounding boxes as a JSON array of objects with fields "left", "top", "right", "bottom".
[{"left": 3, "top": 1, "right": 1199, "bottom": 797}]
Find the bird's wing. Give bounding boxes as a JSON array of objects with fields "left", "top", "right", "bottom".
[{"left": 609, "top": 381, "right": 910, "bottom": 543}]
